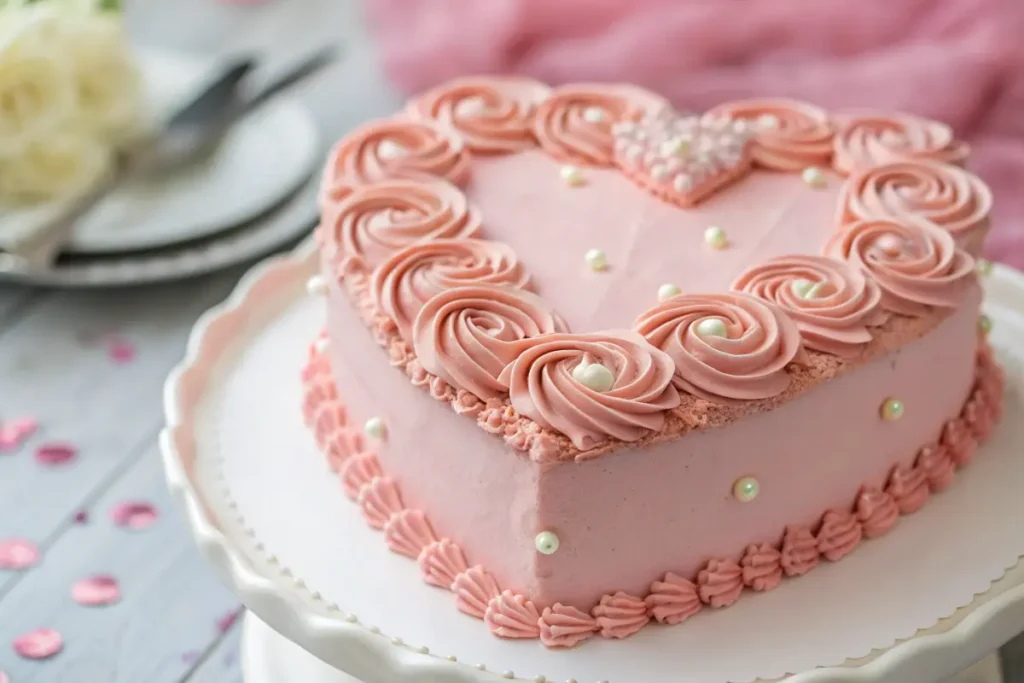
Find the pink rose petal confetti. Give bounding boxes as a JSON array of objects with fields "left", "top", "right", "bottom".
[
  {"left": 72, "top": 575, "right": 121, "bottom": 606},
  {"left": 216, "top": 607, "right": 243, "bottom": 634},
  {"left": 12, "top": 628, "right": 62, "bottom": 660},
  {"left": 0, "top": 669, "right": 8, "bottom": 683},
  {"left": 34, "top": 442, "right": 78, "bottom": 466},
  {"left": 0, "top": 416, "right": 38, "bottom": 452},
  {"left": 107, "top": 337, "right": 136, "bottom": 364},
  {"left": 181, "top": 650, "right": 200, "bottom": 664},
  {"left": 111, "top": 501, "right": 158, "bottom": 530},
  {"left": 73, "top": 510, "right": 89, "bottom": 524},
  {"left": 0, "top": 538, "right": 40, "bottom": 570}
]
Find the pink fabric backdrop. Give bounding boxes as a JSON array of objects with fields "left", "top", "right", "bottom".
[{"left": 366, "top": 0, "right": 1024, "bottom": 267}]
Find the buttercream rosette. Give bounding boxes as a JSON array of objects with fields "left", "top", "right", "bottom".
[
  {"left": 532, "top": 84, "right": 666, "bottom": 167},
  {"left": 634, "top": 292, "right": 808, "bottom": 403},
  {"left": 824, "top": 218, "right": 976, "bottom": 317},
  {"left": 372, "top": 238, "right": 531, "bottom": 341},
  {"left": 496, "top": 331, "right": 680, "bottom": 451},
  {"left": 319, "top": 118, "right": 471, "bottom": 209},
  {"left": 325, "top": 179, "right": 482, "bottom": 274},
  {"left": 833, "top": 111, "right": 969, "bottom": 175},
  {"left": 704, "top": 98, "right": 833, "bottom": 172},
  {"left": 732, "top": 254, "right": 884, "bottom": 357},
  {"left": 412, "top": 284, "right": 569, "bottom": 400},
  {"left": 837, "top": 159, "right": 992, "bottom": 255},
  {"left": 406, "top": 76, "right": 551, "bottom": 155}
]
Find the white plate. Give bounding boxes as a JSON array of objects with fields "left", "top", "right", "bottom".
[
  {"left": 162, "top": 253, "right": 1024, "bottom": 683},
  {"left": 0, "top": 48, "right": 319, "bottom": 255}
]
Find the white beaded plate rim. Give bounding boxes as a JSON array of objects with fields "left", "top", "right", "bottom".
[{"left": 161, "top": 246, "right": 1024, "bottom": 683}]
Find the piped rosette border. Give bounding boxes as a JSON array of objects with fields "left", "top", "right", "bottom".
[{"left": 302, "top": 335, "right": 1004, "bottom": 649}]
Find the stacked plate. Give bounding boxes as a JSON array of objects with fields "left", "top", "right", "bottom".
[{"left": 0, "top": 50, "right": 321, "bottom": 287}]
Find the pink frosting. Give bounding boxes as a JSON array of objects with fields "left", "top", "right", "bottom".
[
  {"left": 854, "top": 486, "right": 899, "bottom": 539},
  {"left": 592, "top": 591, "right": 649, "bottom": 639},
  {"left": 917, "top": 443, "right": 956, "bottom": 493},
  {"left": 780, "top": 525, "right": 819, "bottom": 577},
  {"left": 824, "top": 218, "right": 975, "bottom": 317},
  {"left": 453, "top": 565, "right": 502, "bottom": 618},
  {"left": 634, "top": 292, "right": 808, "bottom": 402},
  {"left": 532, "top": 84, "right": 663, "bottom": 166},
  {"left": 832, "top": 112, "right": 970, "bottom": 175},
  {"left": 327, "top": 179, "right": 482, "bottom": 273},
  {"left": 732, "top": 254, "right": 884, "bottom": 357},
  {"left": 943, "top": 417, "right": 977, "bottom": 468},
  {"left": 497, "top": 331, "right": 680, "bottom": 450},
  {"left": 484, "top": 590, "right": 541, "bottom": 639},
  {"left": 965, "top": 392, "right": 995, "bottom": 443},
  {"left": 323, "top": 428, "right": 365, "bottom": 473},
  {"left": 358, "top": 476, "right": 404, "bottom": 529},
  {"left": 705, "top": 98, "right": 834, "bottom": 171},
  {"left": 413, "top": 284, "right": 568, "bottom": 399},
  {"left": 740, "top": 543, "right": 783, "bottom": 592},
  {"left": 384, "top": 509, "right": 438, "bottom": 559},
  {"left": 697, "top": 558, "right": 744, "bottom": 608},
  {"left": 339, "top": 452, "right": 382, "bottom": 500},
  {"left": 539, "top": 603, "right": 598, "bottom": 648},
  {"left": 418, "top": 538, "right": 469, "bottom": 589},
  {"left": 886, "top": 463, "right": 930, "bottom": 515},
  {"left": 371, "top": 238, "right": 531, "bottom": 341},
  {"left": 816, "top": 509, "right": 862, "bottom": 561},
  {"left": 645, "top": 572, "right": 702, "bottom": 625},
  {"left": 319, "top": 119, "right": 471, "bottom": 208},
  {"left": 406, "top": 76, "right": 551, "bottom": 154},
  {"left": 837, "top": 160, "right": 992, "bottom": 251}
]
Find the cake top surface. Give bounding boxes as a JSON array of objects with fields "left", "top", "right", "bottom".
[{"left": 316, "top": 78, "right": 987, "bottom": 461}]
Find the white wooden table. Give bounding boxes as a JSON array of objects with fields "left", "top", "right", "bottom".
[{"left": 0, "top": 1, "right": 1021, "bottom": 681}]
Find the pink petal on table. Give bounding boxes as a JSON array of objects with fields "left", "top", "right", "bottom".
[
  {"left": 34, "top": 443, "right": 77, "bottom": 466},
  {"left": 73, "top": 510, "right": 89, "bottom": 524},
  {"left": 0, "top": 669, "right": 9, "bottom": 683},
  {"left": 72, "top": 575, "right": 121, "bottom": 606},
  {"left": 107, "top": 338, "right": 136, "bottom": 364},
  {"left": 0, "top": 538, "right": 40, "bottom": 570},
  {"left": 0, "top": 416, "right": 39, "bottom": 452},
  {"left": 12, "top": 628, "right": 62, "bottom": 660},
  {"left": 110, "top": 501, "right": 158, "bottom": 530},
  {"left": 216, "top": 608, "right": 242, "bottom": 634},
  {"left": 181, "top": 650, "right": 200, "bottom": 664}
]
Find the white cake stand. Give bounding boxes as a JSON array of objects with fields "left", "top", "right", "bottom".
[{"left": 162, "top": 245, "right": 1024, "bottom": 683}]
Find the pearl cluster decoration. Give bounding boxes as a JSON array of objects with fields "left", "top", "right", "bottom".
[
  {"left": 535, "top": 530, "right": 560, "bottom": 555},
  {"left": 733, "top": 476, "right": 760, "bottom": 502},
  {"left": 880, "top": 398, "right": 905, "bottom": 421},
  {"left": 704, "top": 225, "right": 728, "bottom": 249},
  {"left": 572, "top": 361, "right": 616, "bottom": 392},
  {"left": 584, "top": 248, "right": 608, "bottom": 271},
  {"left": 363, "top": 417, "right": 386, "bottom": 439}
]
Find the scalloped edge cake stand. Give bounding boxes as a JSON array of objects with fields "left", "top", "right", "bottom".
[{"left": 163, "top": 244, "right": 1024, "bottom": 683}]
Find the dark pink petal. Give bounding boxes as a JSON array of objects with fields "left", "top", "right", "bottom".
[
  {"left": 107, "top": 338, "right": 137, "bottom": 364},
  {"left": 111, "top": 501, "right": 158, "bottom": 530},
  {"left": 0, "top": 538, "right": 40, "bottom": 570},
  {"left": 34, "top": 443, "right": 78, "bottom": 466},
  {"left": 217, "top": 608, "right": 242, "bottom": 634},
  {"left": 72, "top": 575, "right": 121, "bottom": 606},
  {"left": 181, "top": 651, "right": 200, "bottom": 664},
  {"left": 0, "top": 416, "right": 38, "bottom": 452},
  {"left": 12, "top": 628, "right": 62, "bottom": 659},
  {"left": 0, "top": 668, "right": 9, "bottom": 683},
  {"left": 73, "top": 510, "right": 89, "bottom": 524}
]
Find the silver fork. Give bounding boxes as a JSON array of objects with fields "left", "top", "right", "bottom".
[{"left": 8, "top": 46, "right": 337, "bottom": 269}]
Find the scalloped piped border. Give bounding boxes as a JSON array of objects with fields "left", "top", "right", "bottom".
[{"left": 161, "top": 244, "right": 1024, "bottom": 683}]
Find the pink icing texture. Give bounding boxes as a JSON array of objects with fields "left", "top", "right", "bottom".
[
  {"left": 816, "top": 509, "right": 862, "bottom": 562},
  {"left": 339, "top": 452, "right": 382, "bottom": 501},
  {"left": 706, "top": 98, "right": 834, "bottom": 172},
  {"left": 832, "top": 112, "right": 970, "bottom": 176},
  {"left": 780, "top": 525, "right": 820, "bottom": 577},
  {"left": 944, "top": 417, "right": 977, "bottom": 467},
  {"left": 697, "top": 558, "right": 744, "bottom": 608},
  {"left": 917, "top": 444, "right": 956, "bottom": 493},
  {"left": 645, "top": 573, "right": 702, "bottom": 625},
  {"left": 453, "top": 565, "right": 501, "bottom": 618},
  {"left": 485, "top": 590, "right": 541, "bottom": 639},
  {"left": 854, "top": 487, "right": 899, "bottom": 539},
  {"left": 383, "top": 509, "right": 437, "bottom": 559},
  {"left": 418, "top": 539, "right": 469, "bottom": 589},
  {"left": 740, "top": 543, "right": 783, "bottom": 592},
  {"left": 539, "top": 603, "right": 598, "bottom": 648},
  {"left": 358, "top": 476, "right": 404, "bottom": 529},
  {"left": 886, "top": 463, "right": 930, "bottom": 515},
  {"left": 591, "top": 592, "right": 649, "bottom": 639}
]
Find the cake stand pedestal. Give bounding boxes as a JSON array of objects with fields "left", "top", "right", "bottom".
[{"left": 164, "top": 247, "right": 1024, "bottom": 683}]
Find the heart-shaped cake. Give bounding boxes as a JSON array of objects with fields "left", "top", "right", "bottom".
[{"left": 307, "top": 78, "right": 1001, "bottom": 648}]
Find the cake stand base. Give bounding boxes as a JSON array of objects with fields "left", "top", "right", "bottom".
[{"left": 239, "top": 611, "right": 1005, "bottom": 683}]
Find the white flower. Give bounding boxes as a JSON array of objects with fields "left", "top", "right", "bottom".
[{"left": 0, "top": 127, "right": 112, "bottom": 201}]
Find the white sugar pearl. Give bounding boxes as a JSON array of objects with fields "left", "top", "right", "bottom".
[
  {"left": 791, "top": 279, "right": 814, "bottom": 298},
  {"left": 611, "top": 121, "right": 636, "bottom": 136},
  {"left": 673, "top": 174, "right": 694, "bottom": 193},
  {"left": 560, "top": 165, "right": 585, "bottom": 187},
  {"left": 582, "top": 106, "right": 606, "bottom": 123},
  {"left": 650, "top": 164, "right": 669, "bottom": 182},
  {"left": 584, "top": 248, "right": 608, "bottom": 271},
  {"left": 660, "top": 137, "right": 690, "bottom": 156},
  {"left": 501, "top": 671, "right": 515, "bottom": 680},
  {"left": 377, "top": 140, "right": 406, "bottom": 159},
  {"left": 416, "top": 645, "right": 430, "bottom": 654},
  {"left": 314, "top": 338, "right": 330, "bottom": 354},
  {"left": 658, "top": 283, "right": 681, "bottom": 301},
  {"left": 456, "top": 96, "right": 486, "bottom": 116},
  {"left": 573, "top": 362, "right": 615, "bottom": 392},
  {"left": 535, "top": 530, "right": 560, "bottom": 555},
  {"left": 306, "top": 275, "right": 327, "bottom": 296},
  {"left": 363, "top": 417, "right": 386, "bottom": 440},
  {"left": 756, "top": 113, "right": 779, "bottom": 130},
  {"left": 733, "top": 476, "right": 760, "bottom": 502},
  {"left": 704, "top": 226, "right": 728, "bottom": 249},
  {"left": 696, "top": 318, "right": 728, "bottom": 339},
  {"left": 801, "top": 166, "right": 827, "bottom": 189},
  {"left": 626, "top": 144, "right": 643, "bottom": 162}
]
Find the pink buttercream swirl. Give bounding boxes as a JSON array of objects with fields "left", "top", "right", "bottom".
[
  {"left": 319, "top": 118, "right": 471, "bottom": 208},
  {"left": 418, "top": 539, "right": 468, "bottom": 589},
  {"left": 484, "top": 590, "right": 541, "bottom": 639},
  {"left": 886, "top": 463, "right": 930, "bottom": 515},
  {"left": 327, "top": 179, "right": 482, "bottom": 274},
  {"left": 833, "top": 112, "right": 970, "bottom": 175},
  {"left": 371, "top": 238, "right": 531, "bottom": 341},
  {"left": 634, "top": 292, "right": 808, "bottom": 402},
  {"left": 592, "top": 592, "right": 649, "bottom": 639},
  {"left": 780, "top": 525, "right": 819, "bottom": 577},
  {"left": 824, "top": 219, "right": 975, "bottom": 317},
  {"left": 917, "top": 444, "right": 956, "bottom": 493},
  {"left": 816, "top": 509, "right": 862, "bottom": 561},
  {"left": 705, "top": 98, "right": 833, "bottom": 171},
  {"left": 532, "top": 85, "right": 663, "bottom": 166},
  {"left": 837, "top": 160, "right": 992, "bottom": 253},
  {"left": 339, "top": 452, "right": 382, "bottom": 501},
  {"left": 453, "top": 565, "right": 501, "bottom": 619},
  {"left": 854, "top": 487, "right": 899, "bottom": 539},
  {"left": 645, "top": 572, "right": 702, "bottom": 625},
  {"left": 965, "top": 391, "right": 996, "bottom": 443},
  {"left": 497, "top": 331, "right": 680, "bottom": 451},
  {"left": 407, "top": 76, "right": 551, "bottom": 154},
  {"left": 539, "top": 603, "right": 598, "bottom": 648},
  {"left": 413, "top": 284, "right": 568, "bottom": 399},
  {"left": 740, "top": 543, "right": 783, "bottom": 592},
  {"left": 384, "top": 509, "right": 437, "bottom": 559},
  {"left": 697, "top": 558, "right": 744, "bottom": 608},
  {"left": 358, "top": 476, "right": 404, "bottom": 529},
  {"left": 732, "top": 255, "right": 884, "bottom": 357},
  {"left": 943, "top": 417, "right": 977, "bottom": 468}
]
